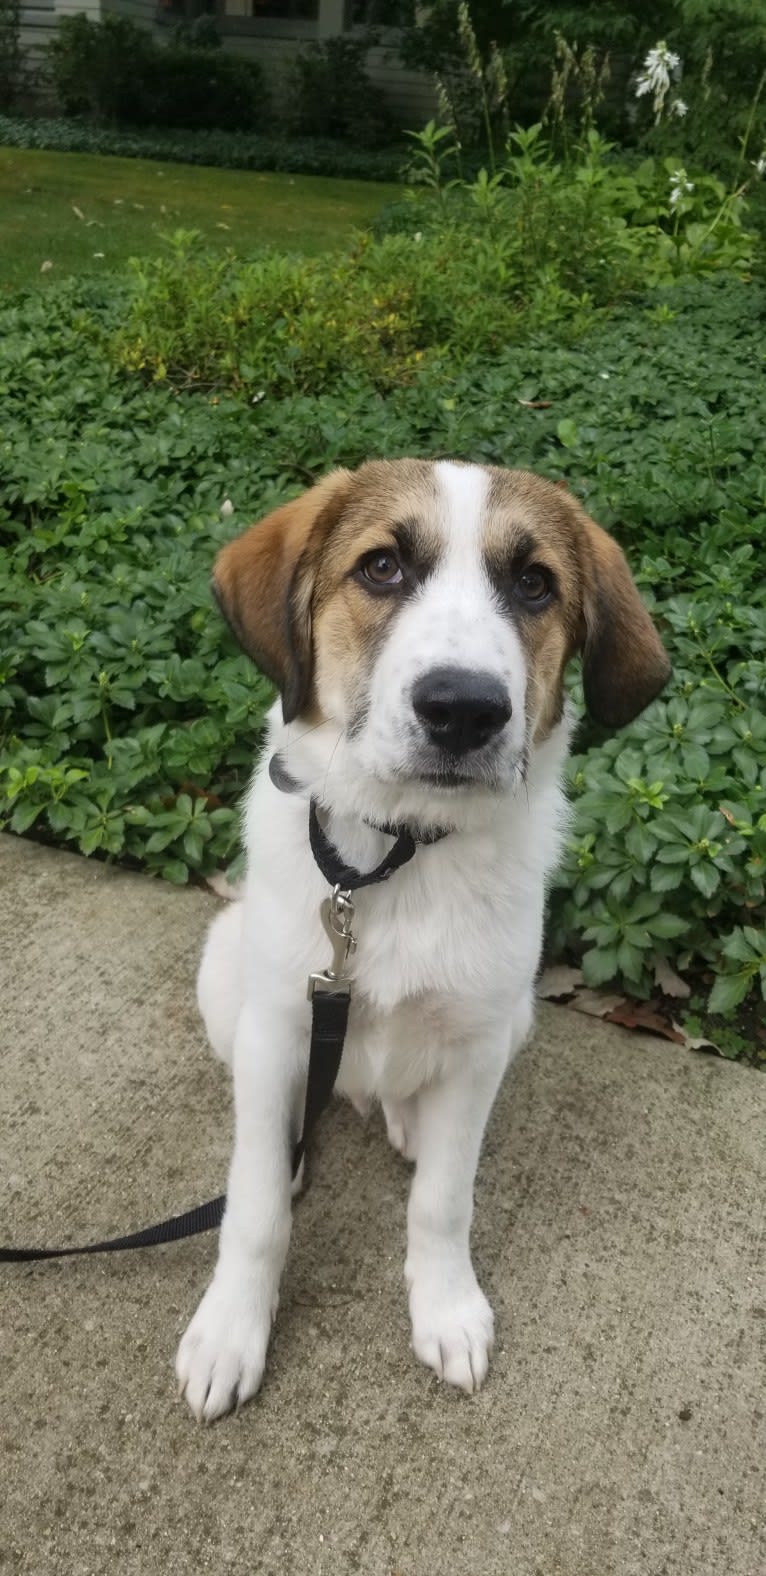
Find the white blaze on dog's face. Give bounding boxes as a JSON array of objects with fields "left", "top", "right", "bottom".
[
  {"left": 213, "top": 459, "right": 670, "bottom": 807},
  {"left": 316, "top": 462, "right": 529, "bottom": 791}
]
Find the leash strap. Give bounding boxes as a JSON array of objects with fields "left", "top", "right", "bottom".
[
  {"left": 291, "top": 986, "right": 350, "bottom": 1177},
  {"left": 0, "top": 986, "right": 350, "bottom": 1263},
  {"left": 0, "top": 1195, "right": 227, "bottom": 1262},
  {"left": 0, "top": 789, "right": 438, "bottom": 1264}
]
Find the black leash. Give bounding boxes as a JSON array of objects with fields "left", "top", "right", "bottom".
[
  {"left": 0, "top": 1195, "right": 228, "bottom": 1262},
  {"left": 1, "top": 779, "right": 448, "bottom": 1264}
]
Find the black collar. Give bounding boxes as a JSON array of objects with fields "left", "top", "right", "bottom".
[{"left": 269, "top": 752, "right": 452, "bottom": 893}]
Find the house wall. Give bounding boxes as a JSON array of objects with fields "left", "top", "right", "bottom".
[
  {"left": 18, "top": 0, "right": 59, "bottom": 64},
  {"left": 18, "top": 0, "right": 161, "bottom": 102},
  {"left": 216, "top": 26, "right": 436, "bottom": 127},
  {"left": 104, "top": 0, "right": 159, "bottom": 31},
  {"left": 17, "top": 0, "right": 436, "bottom": 129}
]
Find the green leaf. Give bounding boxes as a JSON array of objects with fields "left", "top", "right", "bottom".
[
  {"left": 10, "top": 800, "right": 43, "bottom": 833},
  {"left": 708, "top": 970, "right": 754, "bottom": 1015},
  {"left": 690, "top": 862, "right": 720, "bottom": 898},
  {"left": 556, "top": 417, "right": 579, "bottom": 448},
  {"left": 581, "top": 945, "right": 619, "bottom": 987},
  {"left": 625, "top": 822, "right": 657, "bottom": 862},
  {"left": 681, "top": 743, "right": 710, "bottom": 779},
  {"left": 645, "top": 912, "right": 689, "bottom": 939},
  {"left": 650, "top": 862, "right": 685, "bottom": 893},
  {"left": 161, "top": 859, "right": 189, "bottom": 885},
  {"left": 616, "top": 939, "right": 646, "bottom": 982},
  {"left": 722, "top": 929, "right": 762, "bottom": 964}
]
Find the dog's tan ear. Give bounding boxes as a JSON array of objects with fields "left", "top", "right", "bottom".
[
  {"left": 579, "top": 515, "right": 670, "bottom": 727},
  {"left": 213, "top": 469, "right": 351, "bottom": 722}
]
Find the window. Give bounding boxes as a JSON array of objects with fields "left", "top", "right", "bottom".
[
  {"left": 250, "top": 0, "right": 319, "bottom": 16},
  {"left": 351, "top": 0, "right": 414, "bottom": 22}
]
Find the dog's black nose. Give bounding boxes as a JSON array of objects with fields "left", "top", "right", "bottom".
[{"left": 412, "top": 667, "right": 512, "bottom": 756}]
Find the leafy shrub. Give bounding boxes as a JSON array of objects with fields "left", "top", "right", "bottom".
[
  {"left": 112, "top": 231, "right": 422, "bottom": 396},
  {"left": 402, "top": 1, "right": 766, "bottom": 174},
  {"left": 0, "top": 114, "right": 405, "bottom": 180},
  {"left": 1, "top": 269, "right": 765, "bottom": 1036},
  {"left": 401, "top": 122, "right": 757, "bottom": 283},
  {"left": 282, "top": 36, "right": 393, "bottom": 149},
  {"left": 47, "top": 14, "right": 269, "bottom": 132},
  {"left": 112, "top": 132, "right": 757, "bottom": 401}
]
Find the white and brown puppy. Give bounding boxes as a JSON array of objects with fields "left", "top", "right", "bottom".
[{"left": 177, "top": 459, "right": 669, "bottom": 1422}]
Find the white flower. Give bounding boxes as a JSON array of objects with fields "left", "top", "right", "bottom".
[
  {"left": 669, "top": 167, "right": 694, "bottom": 209},
  {"left": 670, "top": 97, "right": 688, "bottom": 118},
  {"left": 220, "top": 498, "right": 234, "bottom": 518},
  {"left": 635, "top": 40, "right": 682, "bottom": 122},
  {"left": 752, "top": 150, "right": 766, "bottom": 177}
]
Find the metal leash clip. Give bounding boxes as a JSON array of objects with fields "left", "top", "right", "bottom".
[{"left": 307, "top": 884, "right": 357, "bottom": 1000}]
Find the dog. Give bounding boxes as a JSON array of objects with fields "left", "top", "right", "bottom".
[{"left": 176, "top": 459, "right": 669, "bottom": 1421}]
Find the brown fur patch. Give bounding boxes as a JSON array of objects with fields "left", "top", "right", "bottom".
[
  {"left": 310, "top": 460, "right": 442, "bottom": 727},
  {"left": 483, "top": 469, "right": 585, "bottom": 740},
  {"left": 483, "top": 468, "right": 670, "bottom": 735},
  {"left": 212, "top": 470, "right": 352, "bottom": 722}
]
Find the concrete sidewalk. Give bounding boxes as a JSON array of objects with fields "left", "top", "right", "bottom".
[{"left": 1, "top": 831, "right": 764, "bottom": 1576}]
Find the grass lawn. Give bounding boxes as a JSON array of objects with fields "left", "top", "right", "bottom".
[{"left": 0, "top": 146, "right": 401, "bottom": 293}]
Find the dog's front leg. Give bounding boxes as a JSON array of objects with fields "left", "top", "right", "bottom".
[
  {"left": 405, "top": 1018, "right": 518, "bottom": 1395},
  {"left": 176, "top": 999, "right": 304, "bottom": 1422}
]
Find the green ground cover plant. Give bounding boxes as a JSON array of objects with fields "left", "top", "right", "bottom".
[
  {"left": 0, "top": 148, "right": 400, "bottom": 293},
  {"left": 1, "top": 267, "right": 764, "bottom": 1048},
  {"left": 0, "top": 118, "right": 405, "bottom": 183}
]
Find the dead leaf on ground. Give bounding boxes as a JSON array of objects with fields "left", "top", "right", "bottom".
[
  {"left": 672, "top": 1020, "right": 721, "bottom": 1054},
  {"left": 71, "top": 204, "right": 85, "bottom": 220},
  {"left": 605, "top": 1002, "right": 685, "bottom": 1043},
  {"left": 653, "top": 957, "right": 691, "bottom": 998},
  {"left": 570, "top": 990, "right": 627, "bottom": 1018},
  {"left": 537, "top": 965, "right": 584, "bottom": 999}
]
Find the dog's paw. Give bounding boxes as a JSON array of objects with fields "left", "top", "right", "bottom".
[
  {"left": 408, "top": 1270, "right": 494, "bottom": 1394},
  {"left": 383, "top": 1097, "right": 418, "bottom": 1162},
  {"left": 176, "top": 1276, "right": 276, "bottom": 1423}
]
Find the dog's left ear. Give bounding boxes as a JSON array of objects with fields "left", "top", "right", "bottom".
[
  {"left": 579, "top": 513, "right": 671, "bottom": 727},
  {"left": 212, "top": 469, "right": 351, "bottom": 722}
]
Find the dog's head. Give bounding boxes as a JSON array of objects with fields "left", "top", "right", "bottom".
[{"left": 214, "top": 460, "right": 669, "bottom": 814}]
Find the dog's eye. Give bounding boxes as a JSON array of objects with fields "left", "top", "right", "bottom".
[
  {"left": 514, "top": 565, "right": 552, "bottom": 606},
  {"left": 359, "top": 550, "right": 403, "bottom": 587}
]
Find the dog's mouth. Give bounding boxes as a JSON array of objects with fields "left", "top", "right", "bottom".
[
  {"left": 396, "top": 743, "right": 520, "bottom": 793},
  {"left": 415, "top": 768, "right": 494, "bottom": 790}
]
